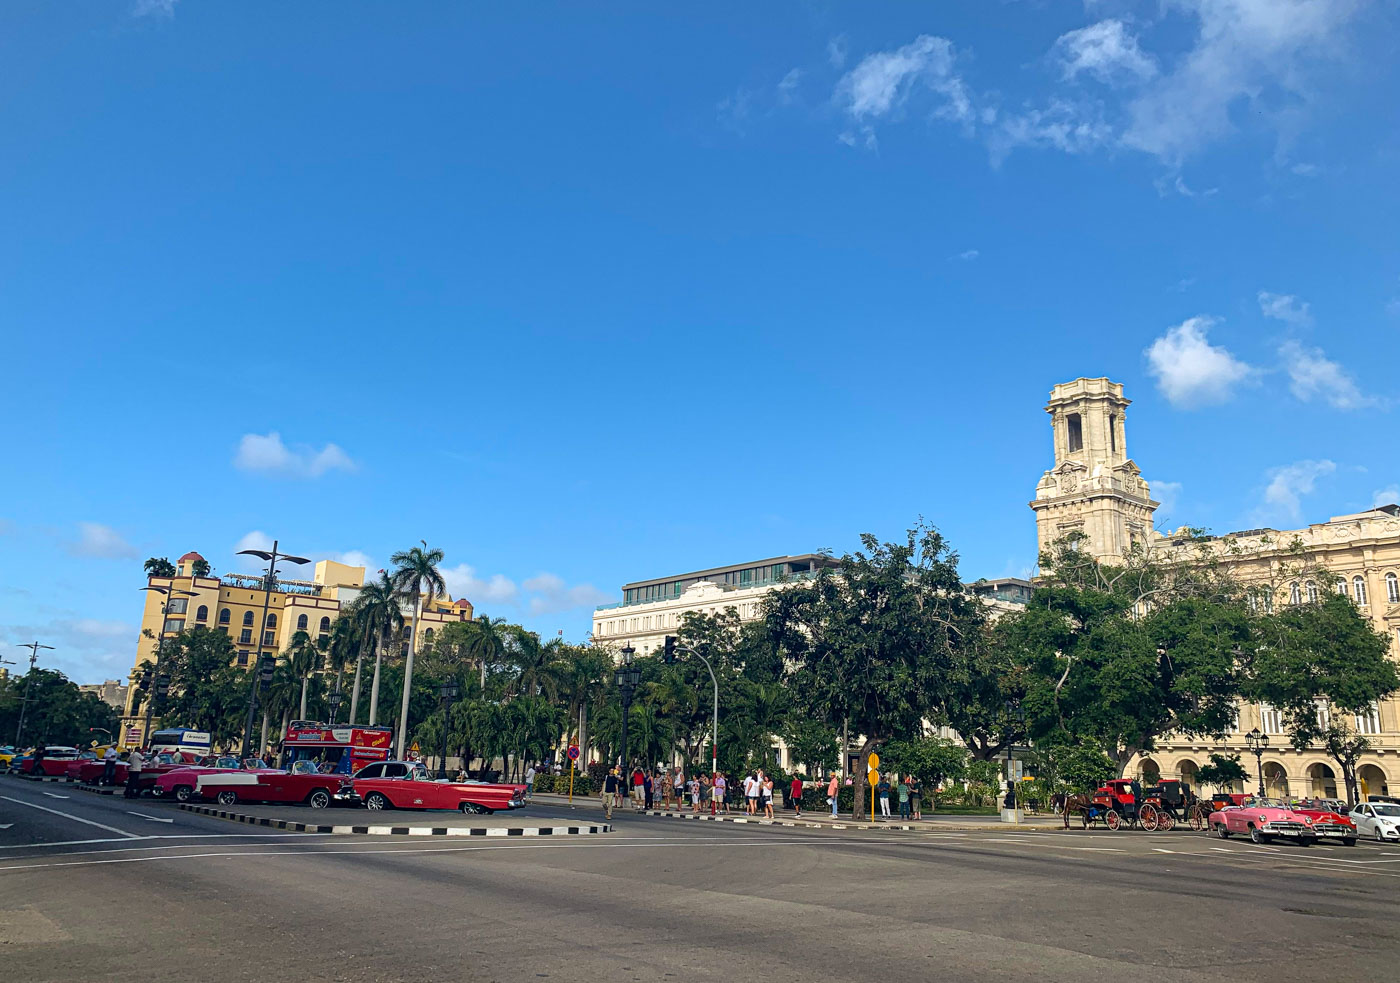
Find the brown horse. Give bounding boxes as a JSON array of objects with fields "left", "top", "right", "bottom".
[{"left": 1051, "top": 792, "right": 1096, "bottom": 829}]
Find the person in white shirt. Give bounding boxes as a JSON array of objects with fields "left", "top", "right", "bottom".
[
  {"left": 101, "top": 746, "right": 120, "bottom": 786},
  {"left": 524, "top": 764, "right": 537, "bottom": 801},
  {"left": 123, "top": 749, "right": 145, "bottom": 799}
]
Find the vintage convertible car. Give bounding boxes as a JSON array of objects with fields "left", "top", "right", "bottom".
[
  {"left": 152, "top": 757, "right": 276, "bottom": 802},
  {"left": 195, "top": 760, "right": 354, "bottom": 808},
  {"left": 1209, "top": 796, "right": 1318, "bottom": 845},
  {"left": 12, "top": 746, "right": 83, "bottom": 776},
  {"left": 349, "top": 760, "right": 527, "bottom": 813},
  {"left": 1291, "top": 799, "right": 1357, "bottom": 845},
  {"left": 74, "top": 750, "right": 202, "bottom": 789}
]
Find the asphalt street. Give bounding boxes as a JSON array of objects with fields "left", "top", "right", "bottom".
[{"left": 4, "top": 775, "right": 1399, "bottom": 983}]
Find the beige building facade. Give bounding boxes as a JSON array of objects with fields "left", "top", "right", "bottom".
[{"left": 1032, "top": 378, "right": 1400, "bottom": 797}]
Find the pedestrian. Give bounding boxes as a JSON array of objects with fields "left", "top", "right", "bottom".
[
  {"left": 643, "top": 771, "right": 654, "bottom": 811},
  {"left": 101, "top": 745, "right": 119, "bottom": 786},
  {"left": 745, "top": 772, "right": 760, "bottom": 815},
  {"left": 827, "top": 773, "right": 840, "bottom": 818},
  {"left": 713, "top": 772, "right": 727, "bottom": 814},
  {"left": 897, "top": 777, "right": 911, "bottom": 820},
  {"left": 689, "top": 774, "right": 701, "bottom": 812},
  {"left": 790, "top": 775, "right": 804, "bottom": 817},
  {"left": 123, "top": 748, "right": 145, "bottom": 799},
  {"left": 601, "top": 767, "right": 623, "bottom": 820},
  {"left": 877, "top": 775, "right": 891, "bottom": 819},
  {"left": 660, "top": 770, "right": 674, "bottom": 810},
  {"left": 524, "top": 762, "right": 537, "bottom": 801},
  {"left": 762, "top": 774, "right": 774, "bottom": 819},
  {"left": 910, "top": 775, "right": 923, "bottom": 819},
  {"left": 630, "top": 766, "right": 645, "bottom": 810}
]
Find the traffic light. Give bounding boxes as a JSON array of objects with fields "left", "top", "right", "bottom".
[
  {"left": 137, "top": 669, "right": 152, "bottom": 692},
  {"left": 662, "top": 635, "right": 677, "bottom": 664},
  {"left": 257, "top": 654, "right": 276, "bottom": 690},
  {"left": 154, "top": 673, "right": 171, "bottom": 700}
]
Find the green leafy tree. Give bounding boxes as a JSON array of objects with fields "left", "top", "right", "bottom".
[
  {"left": 458, "top": 615, "right": 514, "bottom": 694},
  {"left": 189, "top": 557, "right": 212, "bottom": 578},
  {"left": 143, "top": 557, "right": 176, "bottom": 578},
  {"left": 389, "top": 542, "right": 447, "bottom": 759},
  {"left": 159, "top": 626, "right": 246, "bottom": 744},
  {"left": 1194, "top": 752, "right": 1248, "bottom": 793},
  {"left": 284, "top": 630, "right": 320, "bottom": 720},
  {"left": 881, "top": 736, "right": 969, "bottom": 790},
  {"left": 1048, "top": 742, "right": 1117, "bottom": 794},
  {"left": 347, "top": 571, "right": 404, "bottom": 726},
  {"left": 0, "top": 668, "right": 119, "bottom": 747},
  {"left": 782, "top": 718, "right": 840, "bottom": 774}
]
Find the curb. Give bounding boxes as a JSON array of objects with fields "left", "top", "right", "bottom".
[
  {"left": 177, "top": 803, "right": 613, "bottom": 836},
  {"left": 641, "top": 809, "right": 919, "bottom": 831},
  {"left": 76, "top": 783, "right": 121, "bottom": 796},
  {"left": 5, "top": 772, "right": 70, "bottom": 783}
]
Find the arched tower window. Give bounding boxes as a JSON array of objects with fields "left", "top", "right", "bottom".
[
  {"left": 265, "top": 612, "right": 277, "bottom": 628},
  {"left": 1387, "top": 572, "right": 1399, "bottom": 604},
  {"left": 195, "top": 605, "right": 208, "bottom": 622},
  {"left": 1108, "top": 413, "right": 1117, "bottom": 454},
  {"left": 1289, "top": 582, "right": 1301, "bottom": 606},
  {"left": 243, "top": 611, "right": 254, "bottom": 626},
  {"left": 1354, "top": 576, "right": 1368, "bottom": 606},
  {"left": 1066, "top": 413, "right": 1083, "bottom": 453},
  {"left": 297, "top": 614, "right": 308, "bottom": 631},
  {"left": 319, "top": 616, "right": 331, "bottom": 633},
  {"left": 219, "top": 608, "right": 231, "bottom": 625},
  {"left": 1306, "top": 581, "right": 1318, "bottom": 603}
]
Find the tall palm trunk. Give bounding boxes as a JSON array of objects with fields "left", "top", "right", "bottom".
[
  {"left": 299, "top": 674, "right": 309, "bottom": 720},
  {"left": 395, "top": 596, "right": 421, "bottom": 758},
  {"left": 260, "top": 711, "right": 270, "bottom": 754},
  {"left": 369, "top": 638, "right": 384, "bottom": 726},
  {"left": 349, "top": 654, "right": 364, "bottom": 725}
]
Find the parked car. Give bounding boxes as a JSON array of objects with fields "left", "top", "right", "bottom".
[
  {"left": 1350, "top": 802, "right": 1400, "bottom": 842},
  {"left": 152, "top": 757, "right": 276, "bottom": 803},
  {"left": 1290, "top": 800, "right": 1357, "bottom": 845},
  {"left": 348, "top": 760, "right": 527, "bottom": 813},
  {"left": 195, "top": 760, "right": 354, "bottom": 808},
  {"left": 1208, "top": 796, "right": 1318, "bottom": 845},
  {"left": 12, "top": 746, "right": 82, "bottom": 776},
  {"left": 0, "top": 746, "right": 21, "bottom": 769}
]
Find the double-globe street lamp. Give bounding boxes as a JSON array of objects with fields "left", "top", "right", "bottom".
[
  {"left": 237, "top": 541, "right": 310, "bottom": 759},
  {"left": 438, "top": 681, "right": 459, "bottom": 779},
  {"left": 614, "top": 646, "right": 642, "bottom": 778},
  {"left": 1245, "top": 727, "right": 1270, "bottom": 797}
]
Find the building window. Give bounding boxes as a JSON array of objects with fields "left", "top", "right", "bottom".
[
  {"left": 1108, "top": 413, "right": 1117, "bottom": 454},
  {"left": 423, "top": 628, "right": 434, "bottom": 644},
  {"left": 1066, "top": 413, "right": 1083, "bottom": 453},
  {"left": 1357, "top": 703, "right": 1382, "bottom": 735},
  {"left": 243, "top": 611, "right": 254, "bottom": 626},
  {"left": 1354, "top": 576, "right": 1368, "bottom": 607},
  {"left": 166, "top": 597, "right": 188, "bottom": 615},
  {"left": 1259, "top": 704, "right": 1283, "bottom": 735},
  {"left": 219, "top": 608, "right": 231, "bottom": 625},
  {"left": 1289, "top": 582, "right": 1301, "bottom": 606},
  {"left": 195, "top": 605, "right": 208, "bottom": 622},
  {"left": 1336, "top": 579, "right": 1348, "bottom": 596},
  {"left": 163, "top": 618, "right": 185, "bottom": 634},
  {"left": 1315, "top": 699, "right": 1332, "bottom": 731},
  {"left": 297, "top": 614, "right": 308, "bottom": 631},
  {"left": 1387, "top": 572, "right": 1399, "bottom": 604},
  {"left": 320, "top": 616, "right": 331, "bottom": 633},
  {"left": 263, "top": 631, "right": 275, "bottom": 647},
  {"left": 237, "top": 651, "right": 249, "bottom": 667},
  {"left": 239, "top": 629, "right": 253, "bottom": 644},
  {"left": 1306, "top": 581, "right": 1318, "bottom": 603},
  {"left": 266, "top": 612, "right": 277, "bottom": 628}
]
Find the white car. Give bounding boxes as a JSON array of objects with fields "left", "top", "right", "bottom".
[{"left": 1349, "top": 802, "right": 1400, "bottom": 841}]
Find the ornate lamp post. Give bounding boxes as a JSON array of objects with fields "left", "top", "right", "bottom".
[
  {"left": 1002, "top": 698, "right": 1025, "bottom": 819},
  {"left": 1245, "top": 727, "right": 1270, "bottom": 796},
  {"left": 437, "top": 681, "right": 459, "bottom": 779},
  {"left": 614, "top": 645, "right": 641, "bottom": 778}
]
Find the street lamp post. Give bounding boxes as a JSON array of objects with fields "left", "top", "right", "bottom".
[
  {"left": 672, "top": 639, "right": 720, "bottom": 806},
  {"left": 614, "top": 646, "right": 641, "bottom": 782},
  {"left": 140, "top": 587, "right": 197, "bottom": 747},
  {"left": 236, "top": 541, "right": 310, "bottom": 759},
  {"left": 13, "top": 641, "right": 55, "bottom": 746},
  {"left": 1002, "top": 699, "right": 1025, "bottom": 822},
  {"left": 1245, "top": 727, "right": 1270, "bottom": 796},
  {"left": 437, "top": 681, "right": 459, "bottom": 779},
  {"left": 327, "top": 689, "right": 343, "bottom": 727}
]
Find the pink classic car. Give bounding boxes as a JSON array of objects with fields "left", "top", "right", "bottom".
[{"left": 1208, "top": 796, "right": 1319, "bottom": 845}]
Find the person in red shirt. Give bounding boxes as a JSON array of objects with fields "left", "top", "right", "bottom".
[
  {"left": 790, "top": 776, "right": 804, "bottom": 817},
  {"left": 631, "top": 767, "right": 645, "bottom": 811}
]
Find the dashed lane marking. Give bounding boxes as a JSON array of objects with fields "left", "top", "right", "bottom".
[
  {"left": 0, "top": 794, "right": 139, "bottom": 838},
  {"left": 127, "top": 812, "right": 174, "bottom": 824}
]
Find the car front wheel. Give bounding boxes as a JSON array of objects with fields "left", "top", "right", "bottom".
[
  {"left": 365, "top": 792, "right": 389, "bottom": 811},
  {"left": 1250, "top": 827, "right": 1269, "bottom": 844},
  {"left": 174, "top": 785, "right": 193, "bottom": 803},
  {"left": 307, "top": 789, "right": 330, "bottom": 809}
]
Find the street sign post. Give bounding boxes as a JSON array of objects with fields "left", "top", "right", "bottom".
[
  {"left": 867, "top": 752, "right": 881, "bottom": 821},
  {"left": 567, "top": 744, "right": 580, "bottom": 804}
]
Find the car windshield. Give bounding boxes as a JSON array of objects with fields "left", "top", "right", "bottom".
[
  {"left": 408, "top": 765, "right": 431, "bottom": 782},
  {"left": 291, "top": 761, "right": 317, "bottom": 775},
  {"left": 216, "top": 756, "right": 241, "bottom": 768},
  {"left": 1244, "top": 797, "right": 1288, "bottom": 809},
  {"left": 1372, "top": 805, "right": 1400, "bottom": 818}
]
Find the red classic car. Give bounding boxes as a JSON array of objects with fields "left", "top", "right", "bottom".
[
  {"left": 1291, "top": 799, "right": 1358, "bottom": 845},
  {"left": 195, "top": 761, "right": 354, "bottom": 808},
  {"left": 1208, "top": 796, "right": 1319, "bottom": 845},
  {"left": 74, "top": 750, "right": 202, "bottom": 790},
  {"left": 14, "top": 746, "right": 85, "bottom": 776},
  {"left": 152, "top": 757, "right": 277, "bottom": 802},
  {"left": 349, "top": 760, "right": 527, "bottom": 814}
]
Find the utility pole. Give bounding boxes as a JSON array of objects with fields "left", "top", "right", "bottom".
[{"left": 14, "top": 641, "right": 55, "bottom": 746}]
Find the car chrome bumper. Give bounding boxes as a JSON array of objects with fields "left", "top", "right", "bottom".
[{"left": 1261, "top": 824, "right": 1316, "bottom": 838}]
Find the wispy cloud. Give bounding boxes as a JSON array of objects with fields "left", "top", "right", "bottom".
[
  {"left": 2, "top": 613, "right": 138, "bottom": 683},
  {"left": 1255, "top": 459, "right": 1337, "bottom": 525},
  {"left": 1054, "top": 19, "right": 1156, "bottom": 83},
  {"left": 1373, "top": 486, "right": 1400, "bottom": 507},
  {"left": 1278, "top": 340, "right": 1380, "bottom": 410},
  {"left": 955, "top": 249, "right": 980, "bottom": 261},
  {"left": 1258, "top": 290, "right": 1313, "bottom": 326},
  {"left": 439, "top": 564, "right": 609, "bottom": 616},
  {"left": 234, "top": 432, "right": 356, "bottom": 479},
  {"left": 133, "top": 0, "right": 178, "bottom": 18},
  {"left": 69, "top": 522, "right": 138, "bottom": 560},
  {"left": 1148, "top": 479, "right": 1183, "bottom": 517},
  {"left": 1144, "top": 315, "right": 1254, "bottom": 408},
  {"left": 521, "top": 574, "right": 612, "bottom": 616},
  {"left": 835, "top": 35, "right": 972, "bottom": 149}
]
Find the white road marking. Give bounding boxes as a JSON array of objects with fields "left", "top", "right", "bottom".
[
  {"left": 41, "top": 792, "right": 69, "bottom": 799},
  {"left": 1153, "top": 848, "right": 1174, "bottom": 854},
  {"left": 0, "top": 824, "right": 11, "bottom": 830},
  {"left": 127, "top": 812, "right": 174, "bottom": 824},
  {"left": 0, "top": 794, "right": 139, "bottom": 838}
]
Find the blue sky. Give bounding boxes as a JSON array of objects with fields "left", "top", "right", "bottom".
[{"left": 2, "top": 1, "right": 1398, "bottom": 683}]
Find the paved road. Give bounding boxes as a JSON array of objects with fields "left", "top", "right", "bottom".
[{"left": 4, "top": 776, "right": 1398, "bottom": 982}]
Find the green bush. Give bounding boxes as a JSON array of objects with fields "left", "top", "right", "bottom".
[{"left": 533, "top": 772, "right": 596, "bottom": 796}]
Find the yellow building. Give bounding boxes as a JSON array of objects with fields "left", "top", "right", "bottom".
[
  {"left": 121, "top": 550, "right": 474, "bottom": 745},
  {"left": 1032, "top": 378, "right": 1400, "bottom": 797}
]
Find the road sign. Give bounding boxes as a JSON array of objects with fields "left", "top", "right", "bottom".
[
  {"left": 566, "top": 745, "right": 580, "bottom": 762},
  {"left": 868, "top": 752, "right": 880, "bottom": 771},
  {"left": 410, "top": 741, "right": 419, "bottom": 753},
  {"left": 868, "top": 769, "right": 879, "bottom": 784}
]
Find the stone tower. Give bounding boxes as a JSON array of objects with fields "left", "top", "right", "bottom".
[{"left": 1030, "top": 377, "right": 1158, "bottom": 564}]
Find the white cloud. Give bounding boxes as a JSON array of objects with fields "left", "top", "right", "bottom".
[
  {"left": 232, "top": 530, "right": 275, "bottom": 572},
  {"left": 992, "top": 99, "right": 1115, "bottom": 161},
  {"left": 1258, "top": 459, "right": 1336, "bottom": 523},
  {"left": 329, "top": 550, "right": 374, "bottom": 570},
  {"left": 1149, "top": 480, "right": 1184, "bottom": 516},
  {"left": 835, "top": 34, "right": 972, "bottom": 143},
  {"left": 1278, "top": 340, "right": 1378, "bottom": 410},
  {"left": 777, "top": 69, "right": 803, "bottom": 104},
  {"left": 1373, "top": 486, "right": 1400, "bottom": 507},
  {"left": 956, "top": 249, "right": 980, "bottom": 261},
  {"left": 521, "top": 574, "right": 612, "bottom": 616},
  {"left": 133, "top": 0, "right": 178, "bottom": 17},
  {"left": 440, "top": 563, "right": 519, "bottom": 607},
  {"left": 1054, "top": 20, "right": 1157, "bottom": 82},
  {"left": 2, "top": 615, "right": 138, "bottom": 684},
  {"left": 1144, "top": 316, "right": 1254, "bottom": 408},
  {"left": 1258, "top": 290, "right": 1312, "bottom": 326},
  {"left": 827, "top": 36, "right": 848, "bottom": 69},
  {"left": 1123, "top": 0, "right": 1366, "bottom": 161},
  {"left": 234, "top": 432, "right": 356, "bottom": 479},
  {"left": 69, "top": 522, "right": 138, "bottom": 560}
]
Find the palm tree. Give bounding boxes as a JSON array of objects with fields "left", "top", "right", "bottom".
[
  {"left": 261, "top": 659, "right": 300, "bottom": 759},
  {"left": 389, "top": 542, "right": 446, "bottom": 758},
  {"left": 189, "top": 557, "right": 212, "bottom": 578},
  {"left": 285, "top": 630, "right": 320, "bottom": 720},
  {"left": 347, "top": 572, "right": 404, "bottom": 726},
  {"left": 558, "top": 646, "right": 611, "bottom": 754},
  {"left": 507, "top": 628, "right": 564, "bottom": 701},
  {"left": 324, "top": 617, "right": 357, "bottom": 717},
  {"left": 143, "top": 557, "right": 176, "bottom": 578},
  {"left": 461, "top": 615, "right": 513, "bottom": 694}
]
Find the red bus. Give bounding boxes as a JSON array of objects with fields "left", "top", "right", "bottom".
[{"left": 282, "top": 721, "right": 393, "bottom": 775}]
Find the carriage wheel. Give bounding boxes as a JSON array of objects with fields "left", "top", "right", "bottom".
[
  {"left": 1105, "top": 809, "right": 1122, "bottom": 831},
  {"left": 1188, "top": 805, "right": 1207, "bottom": 832},
  {"left": 1140, "top": 804, "right": 1160, "bottom": 832},
  {"left": 1157, "top": 810, "right": 1175, "bottom": 833}
]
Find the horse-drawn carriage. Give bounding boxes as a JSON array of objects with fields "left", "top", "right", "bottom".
[{"left": 1058, "top": 779, "right": 1212, "bottom": 831}]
